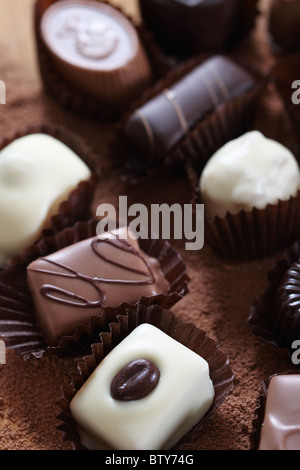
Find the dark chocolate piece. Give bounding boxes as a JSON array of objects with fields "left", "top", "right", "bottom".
[
  {"left": 139, "top": 0, "right": 239, "bottom": 58},
  {"left": 259, "top": 375, "right": 300, "bottom": 450},
  {"left": 272, "top": 261, "right": 300, "bottom": 349},
  {"left": 124, "top": 55, "right": 255, "bottom": 165},
  {"left": 269, "top": 0, "right": 300, "bottom": 52},
  {"left": 26, "top": 228, "right": 170, "bottom": 346},
  {"left": 110, "top": 359, "right": 160, "bottom": 401}
]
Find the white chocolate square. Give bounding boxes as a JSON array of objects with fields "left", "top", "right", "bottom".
[
  {"left": 70, "top": 323, "right": 215, "bottom": 450},
  {"left": 0, "top": 133, "right": 91, "bottom": 264}
]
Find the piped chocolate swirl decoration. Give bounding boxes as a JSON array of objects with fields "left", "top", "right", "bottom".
[
  {"left": 30, "top": 236, "right": 156, "bottom": 309},
  {"left": 273, "top": 261, "right": 300, "bottom": 347}
]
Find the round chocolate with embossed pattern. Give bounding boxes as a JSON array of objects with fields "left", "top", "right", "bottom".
[{"left": 40, "top": 0, "right": 152, "bottom": 111}]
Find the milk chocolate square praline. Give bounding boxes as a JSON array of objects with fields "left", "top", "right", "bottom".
[{"left": 27, "top": 227, "right": 170, "bottom": 347}]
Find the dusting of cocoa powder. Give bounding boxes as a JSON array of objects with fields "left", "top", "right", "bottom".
[{"left": 0, "top": 0, "right": 296, "bottom": 450}]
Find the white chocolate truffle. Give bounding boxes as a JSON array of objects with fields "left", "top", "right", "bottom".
[
  {"left": 200, "top": 131, "right": 300, "bottom": 219},
  {"left": 0, "top": 133, "right": 91, "bottom": 264},
  {"left": 70, "top": 323, "right": 215, "bottom": 450}
]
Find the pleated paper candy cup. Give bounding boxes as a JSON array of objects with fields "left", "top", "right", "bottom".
[{"left": 55, "top": 302, "right": 234, "bottom": 450}]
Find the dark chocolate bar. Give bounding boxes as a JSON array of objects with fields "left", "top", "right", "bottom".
[{"left": 124, "top": 55, "right": 255, "bottom": 165}]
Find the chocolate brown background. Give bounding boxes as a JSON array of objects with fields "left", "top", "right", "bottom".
[{"left": 0, "top": 0, "right": 297, "bottom": 450}]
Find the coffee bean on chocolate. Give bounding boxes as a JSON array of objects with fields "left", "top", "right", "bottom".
[{"left": 111, "top": 359, "right": 160, "bottom": 401}]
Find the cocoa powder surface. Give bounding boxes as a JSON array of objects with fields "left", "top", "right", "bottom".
[{"left": 0, "top": 0, "right": 295, "bottom": 451}]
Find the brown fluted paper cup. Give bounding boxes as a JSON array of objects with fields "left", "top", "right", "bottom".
[
  {"left": 108, "top": 54, "right": 265, "bottom": 181},
  {"left": 0, "top": 122, "right": 100, "bottom": 243},
  {"left": 248, "top": 237, "right": 300, "bottom": 355},
  {"left": 188, "top": 138, "right": 300, "bottom": 260},
  {"left": 0, "top": 219, "right": 190, "bottom": 360},
  {"left": 55, "top": 302, "right": 234, "bottom": 450},
  {"left": 34, "top": 0, "right": 172, "bottom": 120}
]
